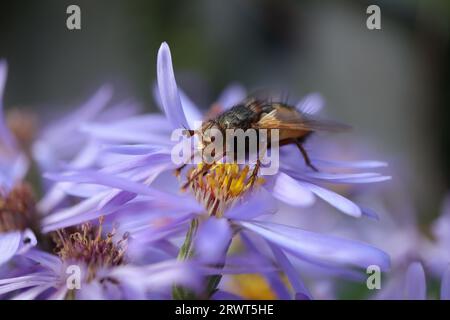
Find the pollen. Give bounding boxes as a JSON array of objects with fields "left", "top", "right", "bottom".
[
  {"left": 185, "top": 163, "right": 265, "bottom": 217},
  {"left": 0, "top": 182, "right": 36, "bottom": 233},
  {"left": 53, "top": 218, "right": 128, "bottom": 282}
]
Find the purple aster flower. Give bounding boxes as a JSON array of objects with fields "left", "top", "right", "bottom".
[
  {"left": 1, "top": 60, "right": 143, "bottom": 272},
  {"left": 75, "top": 42, "right": 390, "bottom": 219},
  {"left": 34, "top": 85, "right": 142, "bottom": 215},
  {"left": 42, "top": 164, "right": 390, "bottom": 299},
  {"left": 32, "top": 85, "right": 141, "bottom": 172},
  {"left": 35, "top": 42, "right": 392, "bottom": 299},
  {"left": 0, "top": 219, "right": 200, "bottom": 300},
  {"left": 0, "top": 60, "right": 29, "bottom": 193},
  {"left": 1, "top": 60, "right": 141, "bottom": 269},
  {"left": 0, "top": 60, "right": 37, "bottom": 267}
]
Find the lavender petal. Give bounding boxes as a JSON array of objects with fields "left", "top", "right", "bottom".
[
  {"left": 157, "top": 42, "right": 189, "bottom": 129},
  {"left": 272, "top": 172, "right": 315, "bottom": 207},
  {"left": 298, "top": 181, "right": 362, "bottom": 217},
  {"left": 405, "top": 262, "right": 426, "bottom": 300},
  {"left": 0, "top": 231, "right": 21, "bottom": 266},
  {"left": 268, "top": 242, "right": 312, "bottom": 300},
  {"left": 238, "top": 220, "right": 390, "bottom": 271},
  {"left": 195, "top": 218, "right": 232, "bottom": 264},
  {"left": 441, "top": 265, "right": 450, "bottom": 300}
]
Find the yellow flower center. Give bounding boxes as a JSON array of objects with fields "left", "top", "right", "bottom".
[
  {"left": 185, "top": 163, "right": 265, "bottom": 217},
  {"left": 228, "top": 274, "right": 278, "bottom": 300}
]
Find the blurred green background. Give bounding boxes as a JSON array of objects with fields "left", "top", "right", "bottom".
[{"left": 0, "top": 0, "right": 449, "bottom": 220}]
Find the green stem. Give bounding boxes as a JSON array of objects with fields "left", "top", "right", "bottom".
[
  {"left": 172, "top": 218, "right": 233, "bottom": 300},
  {"left": 172, "top": 218, "right": 199, "bottom": 300}
]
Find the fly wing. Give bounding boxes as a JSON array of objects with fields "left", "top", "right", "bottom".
[{"left": 255, "top": 106, "right": 351, "bottom": 132}]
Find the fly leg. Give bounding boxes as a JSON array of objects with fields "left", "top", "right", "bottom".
[
  {"left": 294, "top": 140, "right": 318, "bottom": 172},
  {"left": 175, "top": 163, "right": 188, "bottom": 177},
  {"left": 180, "top": 149, "right": 226, "bottom": 190},
  {"left": 174, "top": 153, "right": 196, "bottom": 177},
  {"left": 175, "top": 129, "right": 198, "bottom": 177},
  {"left": 248, "top": 158, "right": 261, "bottom": 188},
  {"left": 181, "top": 162, "right": 213, "bottom": 190},
  {"left": 179, "top": 139, "right": 232, "bottom": 190}
]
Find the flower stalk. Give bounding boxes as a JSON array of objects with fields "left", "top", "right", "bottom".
[
  {"left": 172, "top": 218, "right": 199, "bottom": 299},
  {"left": 172, "top": 218, "right": 231, "bottom": 299}
]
